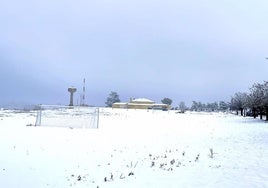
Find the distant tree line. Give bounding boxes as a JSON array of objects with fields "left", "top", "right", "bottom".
[
  {"left": 105, "top": 91, "right": 230, "bottom": 113},
  {"left": 105, "top": 83, "right": 268, "bottom": 122},
  {"left": 230, "top": 81, "right": 268, "bottom": 121},
  {"left": 174, "top": 101, "right": 228, "bottom": 112},
  {"left": 189, "top": 101, "right": 229, "bottom": 112}
]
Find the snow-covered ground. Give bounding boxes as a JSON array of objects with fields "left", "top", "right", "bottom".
[{"left": 0, "top": 108, "right": 268, "bottom": 188}]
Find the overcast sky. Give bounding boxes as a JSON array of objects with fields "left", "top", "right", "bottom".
[{"left": 1, "top": 0, "right": 268, "bottom": 107}]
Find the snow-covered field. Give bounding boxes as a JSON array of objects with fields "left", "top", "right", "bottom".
[{"left": 0, "top": 108, "right": 268, "bottom": 188}]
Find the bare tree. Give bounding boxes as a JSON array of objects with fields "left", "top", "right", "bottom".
[
  {"left": 230, "top": 92, "right": 247, "bottom": 116},
  {"left": 178, "top": 101, "right": 187, "bottom": 113},
  {"left": 248, "top": 83, "right": 264, "bottom": 118}
]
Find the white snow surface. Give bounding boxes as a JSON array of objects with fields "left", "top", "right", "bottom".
[{"left": 0, "top": 108, "right": 268, "bottom": 188}]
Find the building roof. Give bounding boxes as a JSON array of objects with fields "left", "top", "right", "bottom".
[{"left": 131, "top": 98, "right": 154, "bottom": 103}]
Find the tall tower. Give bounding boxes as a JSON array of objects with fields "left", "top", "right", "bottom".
[
  {"left": 68, "top": 87, "right": 77, "bottom": 106},
  {"left": 82, "top": 78, "right": 86, "bottom": 106}
]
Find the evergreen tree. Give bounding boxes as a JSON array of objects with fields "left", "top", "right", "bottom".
[
  {"left": 105, "top": 91, "right": 120, "bottom": 107},
  {"left": 161, "top": 98, "right": 172, "bottom": 105}
]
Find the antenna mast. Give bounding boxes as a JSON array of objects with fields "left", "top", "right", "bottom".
[{"left": 82, "top": 78, "right": 86, "bottom": 106}]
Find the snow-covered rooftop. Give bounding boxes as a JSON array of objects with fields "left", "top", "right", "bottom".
[{"left": 131, "top": 98, "right": 154, "bottom": 103}]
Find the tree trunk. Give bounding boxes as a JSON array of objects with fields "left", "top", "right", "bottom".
[
  {"left": 265, "top": 106, "right": 268, "bottom": 121},
  {"left": 253, "top": 107, "right": 256, "bottom": 119},
  {"left": 260, "top": 107, "right": 263, "bottom": 120},
  {"left": 236, "top": 111, "right": 238, "bottom": 115},
  {"left": 240, "top": 108, "right": 243, "bottom": 116}
]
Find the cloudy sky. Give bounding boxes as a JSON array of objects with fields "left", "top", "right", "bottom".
[{"left": 1, "top": 0, "right": 268, "bottom": 107}]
